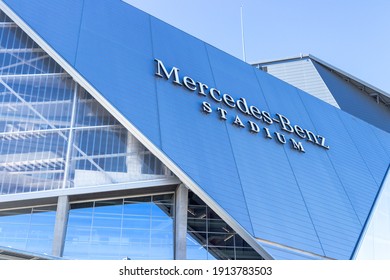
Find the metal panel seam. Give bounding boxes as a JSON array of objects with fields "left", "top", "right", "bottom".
[
  {"left": 149, "top": 15, "right": 163, "bottom": 148},
  {"left": 336, "top": 110, "right": 382, "bottom": 188},
  {"left": 73, "top": 0, "right": 86, "bottom": 66},
  {"left": 0, "top": 1, "right": 271, "bottom": 259},
  {"left": 296, "top": 89, "right": 363, "bottom": 227},
  {"left": 370, "top": 126, "right": 390, "bottom": 158},
  {"left": 204, "top": 43, "right": 255, "bottom": 236},
  {"left": 253, "top": 68, "right": 326, "bottom": 257},
  {"left": 351, "top": 164, "right": 390, "bottom": 259}
]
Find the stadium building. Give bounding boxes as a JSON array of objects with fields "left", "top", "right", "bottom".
[{"left": 0, "top": 0, "right": 389, "bottom": 260}]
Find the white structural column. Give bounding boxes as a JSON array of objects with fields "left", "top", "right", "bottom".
[
  {"left": 175, "top": 184, "right": 188, "bottom": 260},
  {"left": 62, "top": 84, "right": 78, "bottom": 189},
  {"left": 52, "top": 195, "right": 70, "bottom": 257}
]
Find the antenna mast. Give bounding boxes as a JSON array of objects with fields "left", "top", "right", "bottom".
[{"left": 240, "top": 5, "right": 247, "bottom": 62}]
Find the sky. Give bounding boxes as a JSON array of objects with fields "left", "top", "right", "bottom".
[{"left": 124, "top": 0, "right": 390, "bottom": 93}]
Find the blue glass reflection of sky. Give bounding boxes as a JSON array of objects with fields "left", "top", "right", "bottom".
[
  {"left": 0, "top": 208, "right": 55, "bottom": 255},
  {"left": 187, "top": 234, "right": 216, "bottom": 260},
  {"left": 64, "top": 196, "right": 174, "bottom": 260}
]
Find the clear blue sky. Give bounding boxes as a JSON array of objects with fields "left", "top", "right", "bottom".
[{"left": 124, "top": 0, "right": 390, "bottom": 93}]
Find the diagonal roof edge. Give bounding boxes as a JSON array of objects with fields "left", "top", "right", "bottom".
[
  {"left": 351, "top": 164, "right": 390, "bottom": 259},
  {"left": 252, "top": 54, "right": 390, "bottom": 107},
  {"left": 0, "top": 0, "right": 273, "bottom": 260}
]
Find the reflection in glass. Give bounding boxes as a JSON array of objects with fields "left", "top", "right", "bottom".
[
  {"left": 0, "top": 205, "right": 56, "bottom": 255},
  {"left": 0, "top": 11, "right": 173, "bottom": 195},
  {"left": 63, "top": 194, "right": 174, "bottom": 260}
]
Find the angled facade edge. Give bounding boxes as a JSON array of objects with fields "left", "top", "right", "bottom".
[
  {"left": 351, "top": 164, "right": 390, "bottom": 259},
  {"left": 0, "top": 1, "right": 273, "bottom": 259},
  {"left": 253, "top": 53, "right": 390, "bottom": 103},
  {"left": 307, "top": 54, "right": 390, "bottom": 100}
]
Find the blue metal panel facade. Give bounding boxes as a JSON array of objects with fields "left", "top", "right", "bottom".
[
  {"left": 312, "top": 61, "right": 390, "bottom": 133},
  {"left": 3, "top": 0, "right": 390, "bottom": 259},
  {"left": 75, "top": 1, "right": 161, "bottom": 146},
  {"left": 3, "top": 0, "right": 83, "bottom": 65}
]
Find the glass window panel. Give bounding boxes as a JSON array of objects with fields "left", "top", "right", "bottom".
[
  {"left": 151, "top": 216, "right": 173, "bottom": 231},
  {"left": 29, "top": 56, "right": 63, "bottom": 74},
  {"left": 0, "top": 11, "right": 12, "bottom": 22},
  {"left": 208, "top": 246, "right": 236, "bottom": 259},
  {"left": 93, "top": 214, "right": 122, "bottom": 228},
  {"left": 150, "top": 230, "right": 173, "bottom": 244},
  {"left": 0, "top": 15, "right": 178, "bottom": 196},
  {"left": 0, "top": 223, "right": 29, "bottom": 238},
  {"left": 0, "top": 27, "right": 37, "bottom": 49},
  {"left": 3, "top": 64, "right": 39, "bottom": 75},
  {"left": 121, "top": 229, "right": 152, "bottom": 244},
  {"left": 186, "top": 233, "right": 216, "bottom": 260},
  {"left": 0, "top": 206, "right": 55, "bottom": 254},
  {"left": 187, "top": 205, "right": 207, "bottom": 217},
  {"left": 94, "top": 199, "right": 123, "bottom": 213},
  {"left": 0, "top": 238, "right": 28, "bottom": 250},
  {"left": 207, "top": 232, "right": 236, "bottom": 247},
  {"left": 28, "top": 224, "right": 55, "bottom": 239},
  {"left": 63, "top": 242, "right": 90, "bottom": 259},
  {"left": 64, "top": 194, "right": 174, "bottom": 259},
  {"left": 141, "top": 153, "right": 165, "bottom": 175},
  {"left": 187, "top": 191, "right": 262, "bottom": 260},
  {"left": 74, "top": 128, "right": 126, "bottom": 157},
  {"left": 74, "top": 159, "right": 97, "bottom": 171},
  {"left": 0, "top": 130, "right": 68, "bottom": 194},
  {"left": 187, "top": 218, "right": 207, "bottom": 232},
  {"left": 2, "top": 75, "right": 74, "bottom": 104},
  {"left": 93, "top": 156, "right": 126, "bottom": 173},
  {"left": 68, "top": 206, "right": 93, "bottom": 228},
  {"left": 122, "top": 216, "right": 151, "bottom": 229},
  {"left": 0, "top": 19, "right": 173, "bottom": 195},
  {"left": 208, "top": 219, "right": 231, "bottom": 233},
  {"left": 0, "top": 53, "right": 20, "bottom": 69},
  {"left": 29, "top": 211, "right": 56, "bottom": 225},
  {"left": 187, "top": 245, "right": 208, "bottom": 260},
  {"left": 70, "top": 202, "right": 94, "bottom": 210},
  {"left": 123, "top": 202, "right": 151, "bottom": 216},
  {"left": 124, "top": 196, "right": 152, "bottom": 203},
  {"left": 0, "top": 93, "right": 18, "bottom": 106},
  {"left": 235, "top": 247, "right": 263, "bottom": 260},
  {"left": 66, "top": 226, "right": 91, "bottom": 242},
  {"left": 75, "top": 94, "right": 119, "bottom": 127},
  {"left": 153, "top": 194, "right": 174, "bottom": 204},
  {"left": 0, "top": 208, "right": 31, "bottom": 220},
  {"left": 14, "top": 51, "right": 46, "bottom": 61},
  {"left": 151, "top": 204, "right": 172, "bottom": 218},
  {"left": 90, "top": 227, "right": 121, "bottom": 243},
  {"left": 0, "top": 131, "right": 68, "bottom": 158}
]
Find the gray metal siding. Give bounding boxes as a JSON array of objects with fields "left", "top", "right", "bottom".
[{"left": 264, "top": 59, "right": 340, "bottom": 108}]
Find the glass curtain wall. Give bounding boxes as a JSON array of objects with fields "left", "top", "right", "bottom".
[
  {"left": 0, "top": 10, "right": 263, "bottom": 260},
  {"left": 0, "top": 10, "right": 172, "bottom": 195},
  {"left": 0, "top": 191, "right": 263, "bottom": 259},
  {"left": 187, "top": 191, "right": 263, "bottom": 260},
  {"left": 0, "top": 205, "right": 56, "bottom": 255},
  {"left": 63, "top": 193, "right": 174, "bottom": 260}
]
